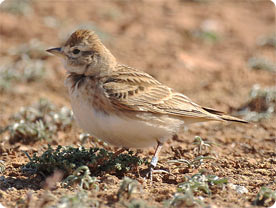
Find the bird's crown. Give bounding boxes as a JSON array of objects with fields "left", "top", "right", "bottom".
[
  {"left": 47, "top": 29, "right": 116, "bottom": 76},
  {"left": 64, "top": 29, "right": 104, "bottom": 53}
]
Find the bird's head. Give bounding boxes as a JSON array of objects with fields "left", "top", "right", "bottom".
[{"left": 47, "top": 29, "right": 116, "bottom": 75}]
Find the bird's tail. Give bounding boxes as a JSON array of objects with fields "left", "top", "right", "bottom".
[
  {"left": 202, "top": 107, "right": 249, "bottom": 124},
  {"left": 219, "top": 114, "right": 249, "bottom": 124}
]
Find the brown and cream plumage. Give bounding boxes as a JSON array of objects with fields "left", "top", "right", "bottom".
[{"left": 47, "top": 29, "right": 247, "bottom": 179}]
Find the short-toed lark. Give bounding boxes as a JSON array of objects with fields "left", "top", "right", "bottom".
[{"left": 47, "top": 29, "right": 247, "bottom": 178}]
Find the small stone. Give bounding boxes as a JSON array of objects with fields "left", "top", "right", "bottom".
[{"left": 228, "top": 183, "right": 248, "bottom": 194}]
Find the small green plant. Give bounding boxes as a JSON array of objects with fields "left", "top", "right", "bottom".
[
  {"left": 63, "top": 166, "right": 99, "bottom": 190},
  {"left": 166, "top": 172, "right": 227, "bottom": 207},
  {"left": 9, "top": 120, "right": 50, "bottom": 144},
  {"left": 117, "top": 177, "right": 141, "bottom": 200},
  {"left": 0, "top": 67, "right": 18, "bottom": 90},
  {"left": 0, "top": 39, "right": 47, "bottom": 91},
  {"left": 178, "top": 173, "right": 227, "bottom": 196},
  {"left": 253, "top": 187, "right": 276, "bottom": 206},
  {"left": 8, "top": 39, "right": 47, "bottom": 59},
  {"left": 48, "top": 190, "right": 99, "bottom": 208},
  {"left": 22, "top": 145, "right": 145, "bottom": 177},
  {"left": 192, "top": 136, "right": 213, "bottom": 156},
  {"left": 193, "top": 30, "right": 219, "bottom": 43},
  {"left": 257, "top": 34, "right": 276, "bottom": 48},
  {"left": 248, "top": 57, "right": 276, "bottom": 72},
  {"left": 124, "top": 199, "right": 155, "bottom": 208},
  {"left": 236, "top": 85, "right": 276, "bottom": 121},
  {"left": 168, "top": 136, "right": 215, "bottom": 168},
  {"left": 192, "top": 19, "right": 220, "bottom": 43},
  {"left": 7, "top": 98, "right": 73, "bottom": 144},
  {"left": 169, "top": 136, "right": 215, "bottom": 168},
  {"left": 0, "top": 0, "right": 33, "bottom": 15},
  {"left": 168, "top": 155, "right": 215, "bottom": 169},
  {"left": 0, "top": 58, "right": 45, "bottom": 91},
  {"left": 164, "top": 192, "right": 202, "bottom": 207}
]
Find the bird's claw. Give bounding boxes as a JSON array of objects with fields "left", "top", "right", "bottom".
[{"left": 144, "top": 166, "right": 170, "bottom": 183}]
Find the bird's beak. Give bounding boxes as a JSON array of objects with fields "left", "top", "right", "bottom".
[{"left": 46, "top": 47, "right": 65, "bottom": 58}]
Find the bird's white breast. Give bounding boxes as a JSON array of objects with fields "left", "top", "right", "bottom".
[
  {"left": 65, "top": 76, "right": 185, "bottom": 148},
  {"left": 68, "top": 91, "right": 181, "bottom": 148}
]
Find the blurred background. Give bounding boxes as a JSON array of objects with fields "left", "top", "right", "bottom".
[
  {"left": 0, "top": 0, "right": 275, "bottom": 207},
  {"left": 0, "top": 0, "right": 275, "bottom": 119}
]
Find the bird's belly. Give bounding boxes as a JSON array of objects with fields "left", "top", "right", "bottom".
[{"left": 70, "top": 97, "right": 174, "bottom": 148}]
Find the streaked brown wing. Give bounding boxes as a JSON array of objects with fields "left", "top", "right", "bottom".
[{"left": 103, "top": 65, "right": 220, "bottom": 121}]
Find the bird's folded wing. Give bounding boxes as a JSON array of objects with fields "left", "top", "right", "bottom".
[{"left": 103, "top": 65, "right": 221, "bottom": 121}]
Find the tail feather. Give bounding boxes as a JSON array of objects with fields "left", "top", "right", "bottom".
[
  {"left": 202, "top": 106, "right": 248, "bottom": 124},
  {"left": 219, "top": 114, "right": 249, "bottom": 124}
]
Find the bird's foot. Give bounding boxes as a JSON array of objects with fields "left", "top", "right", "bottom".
[
  {"left": 143, "top": 165, "right": 170, "bottom": 183},
  {"left": 141, "top": 144, "right": 170, "bottom": 183}
]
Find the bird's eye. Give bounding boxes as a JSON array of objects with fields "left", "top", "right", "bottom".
[{"left": 72, "top": 49, "right": 80, "bottom": 54}]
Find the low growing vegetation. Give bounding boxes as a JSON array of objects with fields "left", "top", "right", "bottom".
[
  {"left": 5, "top": 98, "right": 73, "bottom": 144},
  {"left": 236, "top": 85, "right": 276, "bottom": 121},
  {"left": 22, "top": 145, "right": 145, "bottom": 177}
]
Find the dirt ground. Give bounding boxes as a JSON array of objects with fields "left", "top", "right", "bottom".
[{"left": 0, "top": 0, "right": 275, "bottom": 207}]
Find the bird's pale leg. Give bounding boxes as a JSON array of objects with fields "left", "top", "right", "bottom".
[
  {"left": 146, "top": 141, "right": 169, "bottom": 181},
  {"left": 150, "top": 142, "right": 163, "bottom": 168}
]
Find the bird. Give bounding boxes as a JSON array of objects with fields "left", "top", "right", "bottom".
[{"left": 47, "top": 29, "right": 248, "bottom": 179}]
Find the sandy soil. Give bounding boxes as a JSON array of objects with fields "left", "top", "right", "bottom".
[{"left": 0, "top": 0, "right": 275, "bottom": 207}]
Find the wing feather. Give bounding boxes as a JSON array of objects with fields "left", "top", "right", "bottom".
[{"left": 103, "top": 65, "right": 221, "bottom": 121}]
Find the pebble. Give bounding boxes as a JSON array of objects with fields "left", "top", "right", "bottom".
[{"left": 228, "top": 183, "right": 248, "bottom": 194}]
